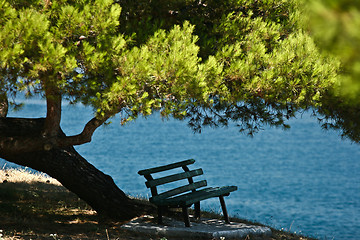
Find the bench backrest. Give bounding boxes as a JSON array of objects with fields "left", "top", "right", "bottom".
[{"left": 138, "top": 159, "right": 208, "bottom": 202}]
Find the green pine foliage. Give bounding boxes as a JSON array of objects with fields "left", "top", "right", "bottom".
[
  {"left": 308, "top": 0, "right": 360, "bottom": 99},
  {"left": 0, "top": 0, "right": 349, "bottom": 139},
  {"left": 305, "top": 0, "right": 360, "bottom": 142}
]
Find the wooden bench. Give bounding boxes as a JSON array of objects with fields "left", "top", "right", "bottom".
[{"left": 138, "top": 159, "right": 237, "bottom": 227}]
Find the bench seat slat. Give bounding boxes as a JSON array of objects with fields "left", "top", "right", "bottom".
[
  {"left": 138, "top": 159, "right": 195, "bottom": 175},
  {"left": 146, "top": 169, "right": 203, "bottom": 188},
  {"left": 150, "top": 180, "right": 208, "bottom": 202},
  {"left": 138, "top": 159, "right": 238, "bottom": 227},
  {"left": 153, "top": 186, "right": 238, "bottom": 207}
]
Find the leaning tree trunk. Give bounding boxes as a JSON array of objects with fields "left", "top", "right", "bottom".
[{"left": 0, "top": 117, "right": 154, "bottom": 221}]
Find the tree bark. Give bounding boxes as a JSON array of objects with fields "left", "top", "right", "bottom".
[
  {"left": 43, "top": 86, "right": 62, "bottom": 138},
  {"left": 0, "top": 93, "right": 8, "bottom": 117},
  {"left": 0, "top": 117, "right": 154, "bottom": 221},
  {"left": 0, "top": 115, "right": 113, "bottom": 153}
]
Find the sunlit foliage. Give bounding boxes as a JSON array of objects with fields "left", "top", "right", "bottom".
[{"left": 0, "top": 0, "right": 346, "bottom": 137}]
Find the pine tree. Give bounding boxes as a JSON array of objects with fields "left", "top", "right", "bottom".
[
  {"left": 307, "top": 0, "right": 360, "bottom": 142},
  {"left": 0, "top": 0, "right": 345, "bottom": 220}
]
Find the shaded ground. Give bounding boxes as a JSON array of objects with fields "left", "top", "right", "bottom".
[{"left": 0, "top": 169, "right": 316, "bottom": 240}]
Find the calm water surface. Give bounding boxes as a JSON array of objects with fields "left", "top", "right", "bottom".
[{"left": 3, "top": 99, "right": 360, "bottom": 240}]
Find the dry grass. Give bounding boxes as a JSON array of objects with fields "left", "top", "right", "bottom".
[
  {"left": 0, "top": 168, "right": 317, "bottom": 240},
  {"left": 0, "top": 167, "right": 61, "bottom": 185},
  {"left": 0, "top": 168, "right": 146, "bottom": 240}
]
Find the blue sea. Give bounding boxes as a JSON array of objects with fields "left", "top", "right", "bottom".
[{"left": 2, "top": 98, "right": 360, "bottom": 240}]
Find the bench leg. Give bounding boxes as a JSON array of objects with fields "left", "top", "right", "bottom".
[
  {"left": 157, "top": 206, "right": 163, "bottom": 225},
  {"left": 194, "top": 202, "right": 200, "bottom": 219},
  {"left": 182, "top": 206, "right": 191, "bottom": 227},
  {"left": 219, "top": 196, "right": 230, "bottom": 224}
]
